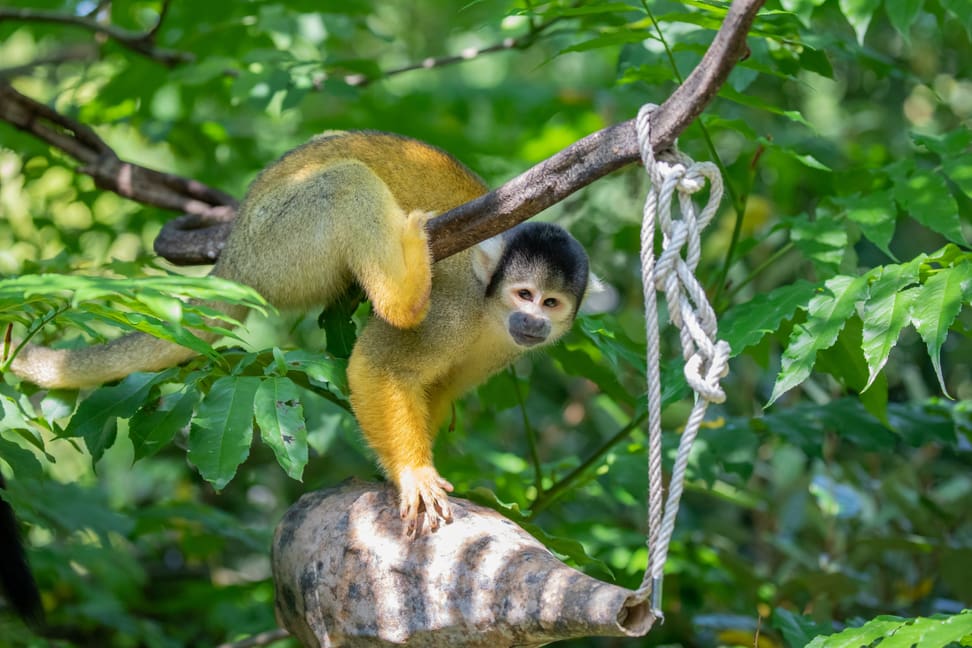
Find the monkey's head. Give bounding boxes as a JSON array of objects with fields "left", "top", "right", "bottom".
[{"left": 474, "top": 222, "right": 595, "bottom": 349}]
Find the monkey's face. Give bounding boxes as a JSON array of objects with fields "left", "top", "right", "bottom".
[{"left": 497, "top": 280, "right": 577, "bottom": 348}]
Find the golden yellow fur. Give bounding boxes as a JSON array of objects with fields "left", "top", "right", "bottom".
[{"left": 9, "top": 130, "right": 581, "bottom": 531}]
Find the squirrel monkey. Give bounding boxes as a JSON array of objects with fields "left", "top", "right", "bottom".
[{"left": 7, "top": 130, "right": 594, "bottom": 536}]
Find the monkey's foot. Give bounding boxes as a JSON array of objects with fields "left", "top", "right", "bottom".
[
  {"left": 396, "top": 465, "right": 454, "bottom": 536},
  {"left": 400, "top": 210, "right": 435, "bottom": 325}
]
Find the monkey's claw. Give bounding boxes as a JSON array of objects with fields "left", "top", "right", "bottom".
[{"left": 397, "top": 466, "right": 454, "bottom": 536}]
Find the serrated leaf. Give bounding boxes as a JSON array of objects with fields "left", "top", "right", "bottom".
[
  {"left": 910, "top": 262, "right": 972, "bottom": 396},
  {"left": 718, "top": 86, "right": 816, "bottom": 129},
  {"left": 130, "top": 388, "right": 200, "bottom": 462},
  {"left": 837, "top": 190, "right": 897, "bottom": 258},
  {"left": 721, "top": 280, "right": 818, "bottom": 354},
  {"left": 807, "top": 611, "right": 972, "bottom": 648},
  {"left": 912, "top": 128, "right": 972, "bottom": 157},
  {"left": 887, "top": 0, "right": 923, "bottom": 44},
  {"left": 889, "top": 162, "right": 966, "bottom": 245},
  {"left": 65, "top": 371, "right": 176, "bottom": 463},
  {"left": 318, "top": 292, "right": 360, "bottom": 359},
  {"left": 757, "top": 137, "right": 831, "bottom": 170},
  {"left": 188, "top": 376, "right": 261, "bottom": 490},
  {"left": 789, "top": 212, "right": 849, "bottom": 274},
  {"left": 769, "top": 275, "right": 868, "bottom": 405},
  {"left": 943, "top": 153, "right": 972, "bottom": 197},
  {"left": 254, "top": 377, "right": 307, "bottom": 481},
  {"left": 839, "top": 0, "right": 881, "bottom": 43},
  {"left": 774, "top": 607, "right": 831, "bottom": 647},
  {"left": 0, "top": 436, "right": 43, "bottom": 479},
  {"left": 861, "top": 259, "right": 922, "bottom": 390},
  {"left": 805, "top": 615, "right": 902, "bottom": 647},
  {"left": 886, "top": 610, "right": 972, "bottom": 647},
  {"left": 284, "top": 350, "right": 349, "bottom": 400}
]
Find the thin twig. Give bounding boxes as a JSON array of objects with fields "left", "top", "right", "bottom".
[
  {"left": 0, "top": 7, "right": 192, "bottom": 66},
  {"left": 529, "top": 409, "right": 649, "bottom": 518}
]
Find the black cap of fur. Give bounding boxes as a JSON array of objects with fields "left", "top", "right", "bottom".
[
  {"left": 485, "top": 222, "right": 589, "bottom": 314},
  {"left": 0, "top": 473, "right": 43, "bottom": 627}
]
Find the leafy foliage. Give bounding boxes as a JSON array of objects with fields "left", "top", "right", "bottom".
[{"left": 0, "top": 0, "right": 970, "bottom": 647}]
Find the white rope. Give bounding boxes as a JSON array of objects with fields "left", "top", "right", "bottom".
[{"left": 632, "top": 104, "right": 731, "bottom": 617}]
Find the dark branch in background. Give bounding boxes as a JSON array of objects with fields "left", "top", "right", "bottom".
[
  {"left": 0, "top": 6, "right": 192, "bottom": 67},
  {"left": 0, "top": 0, "right": 764, "bottom": 266},
  {"left": 343, "top": 7, "right": 572, "bottom": 88},
  {"left": 0, "top": 81, "right": 236, "bottom": 212}
]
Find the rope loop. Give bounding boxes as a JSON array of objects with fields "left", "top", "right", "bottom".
[{"left": 633, "top": 102, "right": 730, "bottom": 615}]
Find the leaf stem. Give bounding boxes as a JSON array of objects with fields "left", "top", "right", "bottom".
[
  {"left": 508, "top": 368, "right": 544, "bottom": 494},
  {"left": 529, "top": 409, "right": 648, "bottom": 518}
]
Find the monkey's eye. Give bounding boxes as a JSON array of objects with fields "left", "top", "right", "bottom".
[
  {"left": 517, "top": 289, "right": 533, "bottom": 301},
  {"left": 543, "top": 297, "right": 559, "bottom": 308}
]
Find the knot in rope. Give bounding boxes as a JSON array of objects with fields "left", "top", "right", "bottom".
[{"left": 633, "top": 103, "right": 730, "bottom": 616}]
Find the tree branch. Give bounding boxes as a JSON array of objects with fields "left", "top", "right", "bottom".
[
  {"left": 0, "top": 7, "right": 192, "bottom": 67},
  {"left": 155, "top": 0, "right": 763, "bottom": 264},
  {"left": 427, "top": 0, "right": 763, "bottom": 259},
  {"left": 0, "top": 81, "right": 236, "bottom": 219},
  {"left": 0, "top": 0, "right": 764, "bottom": 267}
]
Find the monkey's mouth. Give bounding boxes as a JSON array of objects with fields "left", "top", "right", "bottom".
[{"left": 511, "top": 331, "right": 546, "bottom": 347}]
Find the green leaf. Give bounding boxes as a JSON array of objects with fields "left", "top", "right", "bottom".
[
  {"left": 718, "top": 86, "right": 816, "bottom": 129},
  {"left": 861, "top": 259, "right": 922, "bottom": 390},
  {"left": 557, "top": 30, "right": 651, "bottom": 56},
  {"left": 910, "top": 262, "right": 972, "bottom": 396},
  {"left": 789, "top": 212, "right": 849, "bottom": 274},
  {"left": 912, "top": 127, "right": 972, "bottom": 157},
  {"left": 837, "top": 190, "right": 897, "bottom": 258},
  {"left": 188, "top": 376, "right": 261, "bottom": 490},
  {"left": 779, "top": 0, "right": 828, "bottom": 24},
  {"left": 283, "top": 350, "right": 349, "bottom": 400},
  {"left": 770, "top": 275, "right": 869, "bottom": 405},
  {"left": 943, "top": 153, "right": 972, "bottom": 197},
  {"left": 721, "top": 280, "right": 818, "bottom": 354},
  {"left": 130, "top": 388, "right": 200, "bottom": 462},
  {"left": 65, "top": 371, "right": 176, "bottom": 463},
  {"left": 940, "top": 0, "right": 972, "bottom": 39},
  {"left": 318, "top": 291, "right": 360, "bottom": 359},
  {"left": 816, "top": 316, "right": 888, "bottom": 421},
  {"left": 887, "top": 610, "right": 972, "bottom": 647},
  {"left": 886, "top": 0, "right": 923, "bottom": 44},
  {"left": 0, "top": 436, "right": 44, "bottom": 479},
  {"left": 889, "top": 161, "right": 966, "bottom": 245},
  {"left": 805, "top": 610, "right": 972, "bottom": 648},
  {"left": 254, "top": 377, "right": 307, "bottom": 480},
  {"left": 839, "top": 0, "right": 881, "bottom": 44},
  {"left": 773, "top": 607, "right": 832, "bottom": 647}
]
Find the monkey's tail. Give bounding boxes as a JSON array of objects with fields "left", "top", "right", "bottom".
[
  {"left": 7, "top": 332, "right": 202, "bottom": 390},
  {"left": 6, "top": 299, "right": 250, "bottom": 390},
  {"left": 0, "top": 472, "right": 43, "bottom": 627}
]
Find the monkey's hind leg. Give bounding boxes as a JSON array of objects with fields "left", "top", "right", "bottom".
[{"left": 349, "top": 205, "right": 435, "bottom": 330}]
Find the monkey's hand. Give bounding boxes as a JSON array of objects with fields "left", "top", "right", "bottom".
[{"left": 396, "top": 465, "right": 454, "bottom": 536}]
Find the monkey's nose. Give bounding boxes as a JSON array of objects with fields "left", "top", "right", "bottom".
[{"left": 509, "top": 313, "right": 550, "bottom": 346}]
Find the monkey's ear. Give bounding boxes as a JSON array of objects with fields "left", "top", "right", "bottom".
[
  {"left": 586, "top": 272, "right": 606, "bottom": 297},
  {"left": 472, "top": 234, "right": 505, "bottom": 284},
  {"left": 581, "top": 273, "right": 616, "bottom": 314}
]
